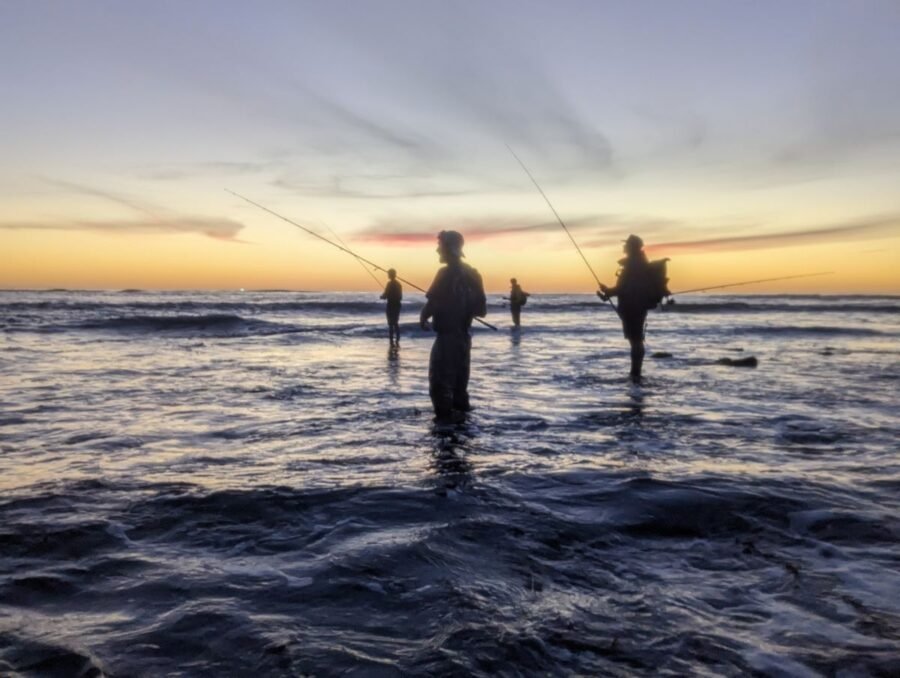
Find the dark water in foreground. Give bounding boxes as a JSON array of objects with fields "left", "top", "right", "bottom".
[{"left": 1, "top": 291, "right": 898, "bottom": 676}]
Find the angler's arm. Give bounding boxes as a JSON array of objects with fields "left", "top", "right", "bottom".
[
  {"left": 598, "top": 283, "right": 619, "bottom": 300},
  {"left": 473, "top": 272, "right": 487, "bottom": 317},
  {"left": 419, "top": 299, "right": 434, "bottom": 330},
  {"left": 421, "top": 271, "right": 443, "bottom": 329},
  {"left": 475, "top": 294, "right": 487, "bottom": 318}
]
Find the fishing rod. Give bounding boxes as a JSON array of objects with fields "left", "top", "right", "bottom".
[
  {"left": 226, "top": 189, "right": 498, "bottom": 331},
  {"left": 671, "top": 271, "right": 834, "bottom": 296},
  {"left": 320, "top": 221, "right": 383, "bottom": 289},
  {"left": 506, "top": 145, "right": 620, "bottom": 316}
]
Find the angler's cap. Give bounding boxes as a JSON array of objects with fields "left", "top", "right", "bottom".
[
  {"left": 387, "top": 268, "right": 397, "bottom": 277},
  {"left": 438, "top": 230, "right": 465, "bottom": 257},
  {"left": 623, "top": 234, "right": 644, "bottom": 250}
]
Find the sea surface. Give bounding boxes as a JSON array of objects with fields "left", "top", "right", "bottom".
[{"left": 1, "top": 290, "right": 898, "bottom": 677}]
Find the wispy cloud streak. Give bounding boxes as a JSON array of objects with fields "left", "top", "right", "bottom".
[
  {"left": 136, "top": 160, "right": 287, "bottom": 182},
  {"left": 272, "top": 175, "right": 491, "bottom": 201},
  {"left": 647, "top": 215, "right": 900, "bottom": 254},
  {"left": 40, "top": 178, "right": 164, "bottom": 219},
  {"left": 6, "top": 178, "right": 249, "bottom": 241},
  {"left": 0, "top": 217, "right": 246, "bottom": 241},
  {"left": 353, "top": 214, "right": 672, "bottom": 246}
]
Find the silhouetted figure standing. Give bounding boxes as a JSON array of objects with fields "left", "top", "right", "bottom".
[
  {"left": 507, "top": 278, "right": 530, "bottom": 328},
  {"left": 598, "top": 234, "right": 666, "bottom": 383},
  {"left": 420, "top": 231, "right": 487, "bottom": 424},
  {"left": 380, "top": 268, "right": 402, "bottom": 346}
]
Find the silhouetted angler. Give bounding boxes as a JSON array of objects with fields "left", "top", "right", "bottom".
[
  {"left": 507, "top": 278, "right": 530, "bottom": 328},
  {"left": 380, "top": 268, "right": 402, "bottom": 346},
  {"left": 598, "top": 234, "right": 670, "bottom": 382},
  {"left": 420, "top": 230, "right": 487, "bottom": 424}
]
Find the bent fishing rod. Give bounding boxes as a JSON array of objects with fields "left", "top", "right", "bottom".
[
  {"left": 226, "top": 189, "right": 498, "bottom": 331},
  {"left": 671, "top": 271, "right": 834, "bottom": 296},
  {"left": 506, "top": 145, "right": 620, "bottom": 316}
]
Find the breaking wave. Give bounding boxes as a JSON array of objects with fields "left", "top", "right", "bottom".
[{"left": 58, "top": 314, "right": 306, "bottom": 337}]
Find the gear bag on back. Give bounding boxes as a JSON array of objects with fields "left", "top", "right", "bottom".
[
  {"left": 645, "top": 258, "right": 671, "bottom": 309},
  {"left": 620, "top": 257, "right": 670, "bottom": 310}
]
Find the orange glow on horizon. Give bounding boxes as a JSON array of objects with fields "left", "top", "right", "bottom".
[{"left": 3, "top": 226, "right": 898, "bottom": 294}]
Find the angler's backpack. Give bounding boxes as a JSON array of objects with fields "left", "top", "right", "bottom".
[{"left": 646, "top": 258, "right": 671, "bottom": 309}]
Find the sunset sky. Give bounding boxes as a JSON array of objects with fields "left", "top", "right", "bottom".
[{"left": 2, "top": 1, "right": 899, "bottom": 293}]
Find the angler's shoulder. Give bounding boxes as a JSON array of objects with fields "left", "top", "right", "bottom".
[
  {"left": 462, "top": 262, "right": 483, "bottom": 281},
  {"left": 426, "top": 266, "right": 449, "bottom": 296}
]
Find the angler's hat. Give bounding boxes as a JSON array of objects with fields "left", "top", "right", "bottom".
[
  {"left": 438, "top": 230, "right": 465, "bottom": 257},
  {"left": 623, "top": 234, "right": 644, "bottom": 249}
]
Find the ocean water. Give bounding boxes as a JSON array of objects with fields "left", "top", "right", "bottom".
[{"left": 0, "top": 290, "right": 898, "bottom": 676}]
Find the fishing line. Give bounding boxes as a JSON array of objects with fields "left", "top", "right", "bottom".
[
  {"left": 506, "top": 145, "right": 620, "bottom": 316},
  {"left": 671, "top": 272, "right": 834, "bottom": 295},
  {"left": 320, "top": 221, "right": 383, "bottom": 289},
  {"left": 226, "top": 189, "right": 498, "bottom": 331}
]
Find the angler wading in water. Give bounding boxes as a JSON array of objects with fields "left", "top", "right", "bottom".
[
  {"left": 506, "top": 278, "right": 530, "bottom": 328},
  {"left": 598, "top": 234, "right": 670, "bottom": 383},
  {"left": 380, "top": 268, "right": 402, "bottom": 346},
  {"left": 504, "top": 150, "right": 669, "bottom": 382},
  {"left": 419, "top": 230, "right": 487, "bottom": 425}
]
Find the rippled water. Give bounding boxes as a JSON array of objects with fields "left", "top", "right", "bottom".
[{"left": 1, "top": 291, "right": 898, "bottom": 676}]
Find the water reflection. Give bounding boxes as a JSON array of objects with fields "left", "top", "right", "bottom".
[
  {"left": 386, "top": 345, "right": 400, "bottom": 389},
  {"left": 623, "top": 384, "right": 646, "bottom": 425},
  {"left": 428, "top": 426, "right": 474, "bottom": 492},
  {"left": 4, "top": 291, "right": 899, "bottom": 675},
  {"left": 510, "top": 327, "right": 522, "bottom": 349}
]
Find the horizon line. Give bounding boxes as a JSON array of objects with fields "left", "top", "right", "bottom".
[{"left": 1, "top": 287, "right": 898, "bottom": 298}]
